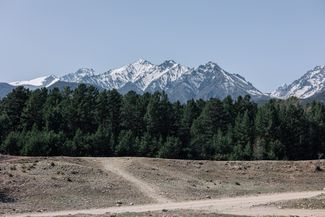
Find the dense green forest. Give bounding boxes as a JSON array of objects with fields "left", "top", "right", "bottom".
[{"left": 0, "top": 84, "right": 324, "bottom": 160}]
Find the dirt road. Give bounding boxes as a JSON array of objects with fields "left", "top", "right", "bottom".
[
  {"left": 97, "top": 158, "right": 170, "bottom": 203},
  {"left": 4, "top": 158, "right": 325, "bottom": 217},
  {"left": 6, "top": 191, "right": 325, "bottom": 217}
]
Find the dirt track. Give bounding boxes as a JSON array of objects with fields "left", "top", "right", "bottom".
[
  {"left": 5, "top": 158, "right": 325, "bottom": 217},
  {"left": 98, "top": 158, "right": 170, "bottom": 203},
  {"left": 6, "top": 191, "right": 325, "bottom": 217}
]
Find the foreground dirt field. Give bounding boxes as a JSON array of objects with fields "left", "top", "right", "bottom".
[
  {"left": 99, "top": 157, "right": 325, "bottom": 201},
  {"left": 0, "top": 156, "right": 150, "bottom": 215},
  {"left": 56, "top": 211, "right": 248, "bottom": 217},
  {"left": 1, "top": 156, "right": 325, "bottom": 217},
  {"left": 266, "top": 193, "right": 325, "bottom": 210},
  {"left": 6, "top": 191, "right": 325, "bottom": 217}
]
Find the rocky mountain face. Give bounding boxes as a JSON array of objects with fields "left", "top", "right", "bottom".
[
  {"left": 5, "top": 59, "right": 325, "bottom": 102},
  {"left": 60, "top": 59, "right": 191, "bottom": 93},
  {"left": 57, "top": 59, "right": 266, "bottom": 102},
  {"left": 271, "top": 66, "right": 325, "bottom": 99},
  {"left": 8, "top": 60, "right": 325, "bottom": 103}
]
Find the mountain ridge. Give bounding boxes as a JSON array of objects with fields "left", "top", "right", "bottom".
[
  {"left": 4, "top": 59, "right": 325, "bottom": 103},
  {"left": 271, "top": 65, "right": 325, "bottom": 99},
  {"left": 7, "top": 59, "right": 266, "bottom": 102}
]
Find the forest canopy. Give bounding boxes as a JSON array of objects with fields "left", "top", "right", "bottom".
[{"left": 0, "top": 84, "right": 324, "bottom": 160}]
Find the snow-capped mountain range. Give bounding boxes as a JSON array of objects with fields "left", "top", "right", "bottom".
[
  {"left": 6, "top": 59, "right": 266, "bottom": 102},
  {"left": 3, "top": 59, "right": 325, "bottom": 102},
  {"left": 271, "top": 65, "right": 325, "bottom": 99}
]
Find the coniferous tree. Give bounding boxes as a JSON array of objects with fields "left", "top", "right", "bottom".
[
  {"left": 2, "top": 86, "right": 30, "bottom": 131},
  {"left": 232, "top": 111, "right": 252, "bottom": 160},
  {"left": 115, "top": 130, "right": 135, "bottom": 156},
  {"left": 0, "top": 85, "right": 324, "bottom": 160},
  {"left": 0, "top": 131, "right": 24, "bottom": 155},
  {"left": 108, "top": 89, "right": 122, "bottom": 148},
  {"left": 21, "top": 88, "right": 48, "bottom": 130},
  {"left": 43, "top": 88, "right": 63, "bottom": 132},
  {"left": 158, "top": 136, "right": 181, "bottom": 159}
]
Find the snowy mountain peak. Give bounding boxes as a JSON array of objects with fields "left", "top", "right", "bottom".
[
  {"left": 133, "top": 58, "right": 152, "bottom": 65},
  {"left": 60, "top": 68, "right": 96, "bottom": 83},
  {"left": 10, "top": 75, "right": 59, "bottom": 89},
  {"left": 8, "top": 59, "right": 268, "bottom": 102},
  {"left": 75, "top": 68, "right": 95, "bottom": 76},
  {"left": 312, "top": 65, "right": 323, "bottom": 71},
  {"left": 159, "top": 60, "right": 177, "bottom": 68},
  {"left": 198, "top": 62, "right": 222, "bottom": 71},
  {"left": 271, "top": 65, "right": 325, "bottom": 99}
]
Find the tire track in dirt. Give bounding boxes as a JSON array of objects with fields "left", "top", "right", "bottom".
[
  {"left": 6, "top": 191, "right": 325, "bottom": 217},
  {"left": 98, "top": 158, "right": 171, "bottom": 204}
]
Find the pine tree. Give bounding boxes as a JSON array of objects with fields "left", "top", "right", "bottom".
[
  {"left": 115, "top": 130, "right": 135, "bottom": 156},
  {"left": 120, "top": 91, "right": 144, "bottom": 136},
  {"left": 2, "top": 86, "right": 30, "bottom": 131},
  {"left": 158, "top": 136, "right": 181, "bottom": 159},
  {"left": 138, "top": 133, "right": 155, "bottom": 157},
  {"left": 95, "top": 90, "right": 111, "bottom": 129},
  {"left": 108, "top": 89, "right": 122, "bottom": 148},
  {"left": 280, "top": 101, "right": 308, "bottom": 159},
  {"left": 89, "top": 126, "right": 112, "bottom": 156},
  {"left": 232, "top": 111, "right": 252, "bottom": 160},
  {"left": 21, "top": 88, "right": 48, "bottom": 130},
  {"left": 43, "top": 88, "right": 63, "bottom": 132},
  {"left": 179, "top": 99, "right": 200, "bottom": 151},
  {"left": 0, "top": 131, "right": 24, "bottom": 155},
  {"left": 145, "top": 92, "right": 172, "bottom": 139},
  {"left": 213, "top": 129, "right": 232, "bottom": 160},
  {"left": 21, "top": 126, "right": 50, "bottom": 156},
  {"left": 71, "top": 84, "right": 98, "bottom": 133}
]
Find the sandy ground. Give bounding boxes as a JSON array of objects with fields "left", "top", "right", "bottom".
[{"left": 1, "top": 156, "right": 325, "bottom": 217}]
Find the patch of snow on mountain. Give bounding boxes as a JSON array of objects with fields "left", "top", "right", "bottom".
[{"left": 10, "top": 75, "right": 59, "bottom": 87}]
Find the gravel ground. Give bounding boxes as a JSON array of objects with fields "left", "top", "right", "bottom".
[
  {"left": 0, "top": 156, "right": 151, "bottom": 215},
  {"left": 119, "top": 157, "right": 325, "bottom": 201},
  {"left": 1, "top": 156, "right": 325, "bottom": 216},
  {"left": 266, "top": 193, "right": 325, "bottom": 210}
]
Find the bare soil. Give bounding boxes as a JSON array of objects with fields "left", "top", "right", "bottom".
[
  {"left": 265, "top": 193, "right": 325, "bottom": 210},
  {"left": 1, "top": 156, "right": 325, "bottom": 217},
  {"left": 0, "top": 156, "right": 150, "bottom": 215},
  {"left": 6, "top": 191, "right": 324, "bottom": 217},
  {"left": 109, "top": 157, "right": 325, "bottom": 201},
  {"left": 56, "top": 210, "right": 249, "bottom": 217}
]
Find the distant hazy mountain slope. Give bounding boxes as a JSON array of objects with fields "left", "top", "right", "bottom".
[{"left": 0, "top": 82, "right": 15, "bottom": 99}]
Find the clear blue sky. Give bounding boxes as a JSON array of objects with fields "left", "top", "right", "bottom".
[{"left": 0, "top": 0, "right": 324, "bottom": 92}]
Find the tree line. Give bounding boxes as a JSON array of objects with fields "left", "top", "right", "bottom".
[{"left": 0, "top": 84, "right": 324, "bottom": 160}]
